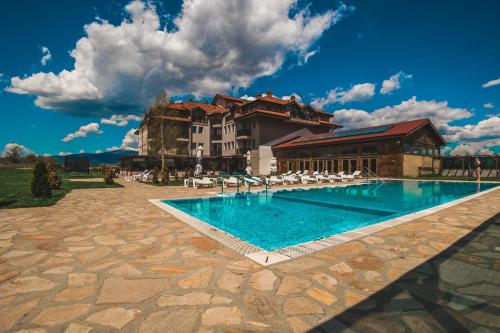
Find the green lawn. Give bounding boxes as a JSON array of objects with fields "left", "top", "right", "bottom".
[
  {"left": 0, "top": 169, "right": 122, "bottom": 209},
  {"left": 62, "top": 171, "right": 104, "bottom": 179}
]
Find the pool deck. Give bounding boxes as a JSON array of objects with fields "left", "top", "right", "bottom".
[{"left": 0, "top": 179, "right": 499, "bottom": 332}]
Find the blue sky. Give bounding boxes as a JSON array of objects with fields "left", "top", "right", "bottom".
[{"left": 1, "top": 0, "right": 499, "bottom": 156}]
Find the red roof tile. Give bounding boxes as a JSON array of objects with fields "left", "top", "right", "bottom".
[{"left": 274, "top": 118, "right": 445, "bottom": 148}]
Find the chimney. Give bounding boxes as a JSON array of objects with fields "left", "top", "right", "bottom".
[
  {"left": 267, "top": 89, "right": 272, "bottom": 97},
  {"left": 290, "top": 95, "right": 296, "bottom": 102}
]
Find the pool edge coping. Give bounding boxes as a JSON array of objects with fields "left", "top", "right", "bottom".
[{"left": 149, "top": 182, "right": 500, "bottom": 266}]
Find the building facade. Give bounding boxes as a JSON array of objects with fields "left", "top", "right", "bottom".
[
  {"left": 273, "top": 118, "right": 446, "bottom": 178},
  {"left": 136, "top": 90, "right": 340, "bottom": 173}
]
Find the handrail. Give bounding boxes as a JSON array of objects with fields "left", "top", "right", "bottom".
[
  {"left": 363, "top": 167, "right": 386, "bottom": 184},
  {"left": 233, "top": 172, "right": 271, "bottom": 196},
  {"left": 218, "top": 171, "right": 271, "bottom": 195}
]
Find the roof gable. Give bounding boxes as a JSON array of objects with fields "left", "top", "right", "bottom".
[{"left": 274, "top": 118, "right": 446, "bottom": 148}]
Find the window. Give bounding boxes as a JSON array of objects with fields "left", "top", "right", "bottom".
[
  {"left": 342, "top": 160, "right": 349, "bottom": 171},
  {"left": 333, "top": 160, "right": 339, "bottom": 173},
  {"left": 313, "top": 160, "right": 318, "bottom": 171},
  {"left": 327, "top": 160, "right": 332, "bottom": 172},
  {"left": 231, "top": 141, "right": 234, "bottom": 149},
  {"left": 298, "top": 151, "right": 311, "bottom": 158},
  {"left": 305, "top": 161, "right": 310, "bottom": 170},
  {"left": 327, "top": 148, "right": 339, "bottom": 157},
  {"left": 403, "top": 143, "right": 411, "bottom": 153},
  {"left": 362, "top": 159, "right": 369, "bottom": 170},
  {"left": 312, "top": 150, "right": 325, "bottom": 158},
  {"left": 361, "top": 144, "right": 378, "bottom": 155},
  {"left": 412, "top": 144, "right": 420, "bottom": 155},
  {"left": 252, "top": 139, "right": 256, "bottom": 148},
  {"left": 198, "top": 127, "right": 204, "bottom": 134},
  {"left": 370, "top": 158, "right": 377, "bottom": 174},
  {"left": 191, "top": 126, "right": 197, "bottom": 134},
  {"left": 341, "top": 146, "right": 358, "bottom": 156}
]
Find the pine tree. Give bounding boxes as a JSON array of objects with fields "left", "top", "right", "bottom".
[{"left": 31, "top": 161, "right": 52, "bottom": 198}]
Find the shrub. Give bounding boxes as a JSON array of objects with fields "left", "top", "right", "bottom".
[
  {"left": 31, "top": 161, "right": 52, "bottom": 198},
  {"left": 152, "top": 167, "right": 159, "bottom": 184},
  {"left": 160, "top": 167, "right": 169, "bottom": 185},
  {"left": 47, "top": 161, "right": 61, "bottom": 190},
  {"left": 103, "top": 166, "right": 114, "bottom": 185}
]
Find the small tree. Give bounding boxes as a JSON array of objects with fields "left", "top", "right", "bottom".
[
  {"left": 5, "top": 144, "right": 24, "bottom": 164},
  {"left": 103, "top": 166, "right": 114, "bottom": 184},
  {"left": 152, "top": 167, "right": 159, "bottom": 184},
  {"left": 47, "top": 160, "right": 61, "bottom": 190},
  {"left": 31, "top": 161, "right": 51, "bottom": 198}
]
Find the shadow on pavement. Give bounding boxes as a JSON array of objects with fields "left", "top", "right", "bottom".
[{"left": 312, "top": 213, "right": 500, "bottom": 333}]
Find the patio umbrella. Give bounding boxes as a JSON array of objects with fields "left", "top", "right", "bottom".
[
  {"left": 195, "top": 145, "right": 204, "bottom": 177},
  {"left": 270, "top": 157, "right": 277, "bottom": 175},
  {"left": 245, "top": 150, "right": 252, "bottom": 175}
]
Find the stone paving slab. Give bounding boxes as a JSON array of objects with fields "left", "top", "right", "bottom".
[{"left": 0, "top": 179, "right": 498, "bottom": 332}]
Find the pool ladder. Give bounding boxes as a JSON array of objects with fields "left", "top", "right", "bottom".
[
  {"left": 364, "top": 167, "right": 386, "bottom": 184},
  {"left": 217, "top": 172, "right": 271, "bottom": 196}
]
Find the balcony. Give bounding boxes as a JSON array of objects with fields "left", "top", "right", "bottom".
[
  {"left": 211, "top": 134, "right": 222, "bottom": 141},
  {"left": 236, "top": 128, "right": 251, "bottom": 138}
]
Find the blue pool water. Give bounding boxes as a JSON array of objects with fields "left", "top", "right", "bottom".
[{"left": 163, "top": 180, "right": 498, "bottom": 251}]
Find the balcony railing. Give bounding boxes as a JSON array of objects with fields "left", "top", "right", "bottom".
[
  {"left": 211, "top": 134, "right": 222, "bottom": 141},
  {"left": 236, "top": 128, "right": 251, "bottom": 137}
]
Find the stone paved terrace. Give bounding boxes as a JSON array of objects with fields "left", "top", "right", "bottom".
[{"left": 0, "top": 179, "right": 499, "bottom": 333}]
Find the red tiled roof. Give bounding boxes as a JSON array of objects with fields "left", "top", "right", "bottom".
[
  {"left": 190, "top": 102, "right": 227, "bottom": 114},
  {"left": 275, "top": 118, "right": 445, "bottom": 148},
  {"left": 319, "top": 120, "right": 341, "bottom": 127},
  {"left": 159, "top": 116, "right": 192, "bottom": 123},
  {"left": 258, "top": 95, "right": 291, "bottom": 105},
  {"left": 218, "top": 95, "right": 246, "bottom": 103},
  {"left": 235, "top": 109, "right": 289, "bottom": 119}
]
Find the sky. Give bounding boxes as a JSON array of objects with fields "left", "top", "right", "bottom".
[{"left": 0, "top": 0, "right": 499, "bottom": 157}]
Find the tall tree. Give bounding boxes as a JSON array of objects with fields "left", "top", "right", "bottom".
[{"left": 145, "top": 91, "right": 180, "bottom": 183}]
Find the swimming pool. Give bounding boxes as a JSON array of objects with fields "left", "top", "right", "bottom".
[{"left": 161, "top": 180, "right": 498, "bottom": 252}]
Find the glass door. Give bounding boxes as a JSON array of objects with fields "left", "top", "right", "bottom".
[
  {"left": 350, "top": 159, "right": 358, "bottom": 173},
  {"left": 342, "top": 160, "right": 349, "bottom": 173}
]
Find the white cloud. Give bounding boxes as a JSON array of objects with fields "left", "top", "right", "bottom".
[
  {"left": 120, "top": 128, "right": 139, "bottom": 151},
  {"left": 380, "top": 71, "right": 412, "bottom": 95},
  {"left": 101, "top": 114, "right": 142, "bottom": 126},
  {"left": 450, "top": 138, "right": 499, "bottom": 156},
  {"left": 6, "top": 0, "right": 352, "bottom": 116},
  {"left": 40, "top": 46, "right": 52, "bottom": 66},
  {"left": 2, "top": 143, "right": 34, "bottom": 157},
  {"left": 240, "top": 95, "right": 256, "bottom": 101},
  {"left": 442, "top": 116, "right": 500, "bottom": 142},
  {"left": 58, "top": 151, "right": 72, "bottom": 156},
  {"left": 62, "top": 122, "right": 103, "bottom": 142},
  {"left": 331, "top": 96, "right": 472, "bottom": 130},
  {"left": 107, "top": 128, "right": 140, "bottom": 152},
  {"left": 281, "top": 93, "right": 302, "bottom": 102},
  {"left": 311, "top": 83, "right": 375, "bottom": 108},
  {"left": 95, "top": 149, "right": 103, "bottom": 154},
  {"left": 79, "top": 149, "right": 86, "bottom": 153},
  {"left": 483, "top": 103, "right": 494, "bottom": 109},
  {"left": 482, "top": 78, "right": 500, "bottom": 88}
]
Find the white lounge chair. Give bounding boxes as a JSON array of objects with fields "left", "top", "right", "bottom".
[
  {"left": 184, "top": 177, "right": 194, "bottom": 187},
  {"left": 126, "top": 170, "right": 147, "bottom": 181},
  {"left": 141, "top": 170, "right": 154, "bottom": 182},
  {"left": 301, "top": 173, "right": 317, "bottom": 184},
  {"left": 244, "top": 177, "right": 259, "bottom": 186},
  {"left": 344, "top": 170, "right": 362, "bottom": 181},
  {"left": 281, "top": 171, "right": 293, "bottom": 177},
  {"left": 267, "top": 176, "right": 284, "bottom": 185},
  {"left": 223, "top": 176, "right": 240, "bottom": 187},
  {"left": 193, "top": 177, "right": 215, "bottom": 188},
  {"left": 316, "top": 173, "right": 330, "bottom": 183}
]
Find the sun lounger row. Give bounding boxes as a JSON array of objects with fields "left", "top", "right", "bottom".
[{"left": 274, "top": 170, "right": 363, "bottom": 184}]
